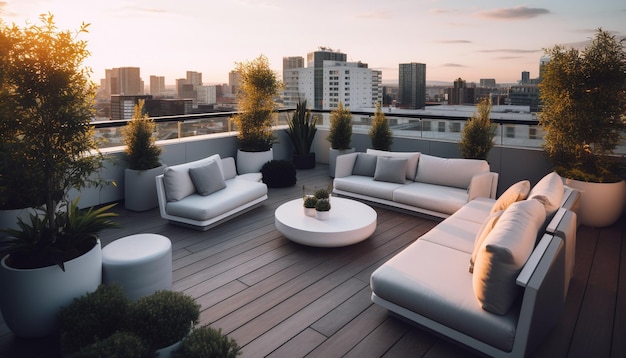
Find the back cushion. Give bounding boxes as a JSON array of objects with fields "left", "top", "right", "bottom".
[
  {"left": 490, "top": 180, "right": 531, "bottom": 214},
  {"left": 352, "top": 153, "right": 378, "bottom": 177},
  {"left": 472, "top": 199, "right": 546, "bottom": 315},
  {"left": 415, "top": 154, "right": 489, "bottom": 189},
  {"left": 162, "top": 154, "right": 223, "bottom": 201},
  {"left": 366, "top": 149, "right": 420, "bottom": 181},
  {"left": 528, "top": 172, "right": 564, "bottom": 217}
]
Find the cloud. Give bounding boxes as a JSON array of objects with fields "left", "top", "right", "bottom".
[
  {"left": 478, "top": 49, "right": 542, "bottom": 54},
  {"left": 123, "top": 6, "right": 168, "bottom": 14},
  {"left": 435, "top": 40, "right": 472, "bottom": 44},
  {"left": 478, "top": 6, "right": 550, "bottom": 20},
  {"left": 429, "top": 8, "right": 460, "bottom": 15},
  {"left": 442, "top": 63, "right": 466, "bottom": 68},
  {"left": 356, "top": 11, "right": 391, "bottom": 19}
]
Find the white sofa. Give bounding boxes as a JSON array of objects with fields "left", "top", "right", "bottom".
[
  {"left": 155, "top": 154, "right": 268, "bottom": 231},
  {"left": 333, "top": 150, "right": 499, "bottom": 219},
  {"left": 370, "top": 172, "right": 580, "bottom": 357}
]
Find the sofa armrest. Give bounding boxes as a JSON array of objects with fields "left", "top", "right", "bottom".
[
  {"left": 334, "top": 152, "right": 358, "bottom": 178},
  {"left": 467, "top": 172, "right": 499, "bottom": 201}
]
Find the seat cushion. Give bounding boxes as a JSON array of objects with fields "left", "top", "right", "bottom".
[
  {"left": 452, "top": 197, "right": 495, "bottom": 224},
  {"left": 473, "top": 199, "right": 546, "bottom": 315},
  {"left": 333, "top": 176, "right": 404, "bottom": 201},
  {"left": 371, "top": 239, "right": 519, "bottom": 352},
  {"left": 393, "top": 182, "right": 469, "bottom": 216},
  {"left": 491, "top": 180, "right": 531, "bottom": 214},
  {"left": 415, "top": 154, "right": 489, "bottom": 189},
  {"left": 420, "top": 215, "right": 482, "bottom": 254}
]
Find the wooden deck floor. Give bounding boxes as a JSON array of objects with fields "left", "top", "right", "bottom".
[{"left": 1, "top": 164, "right": 624, "bottom": 357}]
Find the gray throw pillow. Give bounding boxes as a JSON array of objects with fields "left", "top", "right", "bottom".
[
  {"left": 188, "top": 160, "right": 226, "bottom": 196},
  {"left": 374, "top": 157, "right": 408, "bottom": 184},
  {"left": 352, "top": 153, "right": 377, "bottom": 177}
]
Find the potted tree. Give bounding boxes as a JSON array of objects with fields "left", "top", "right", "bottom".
[
  {"left": 539, "top": 28, "right": 626, "bottom": 227},
  {"left": 0, "top": 14, "right": 118, "bottom": 338},
  {"left": 174, "top": 325, "right": 241, "bottom": 358},
  {"left": 369, "top": 102, "right": 393, "bottom": 151},
  {"left": 232, "top": 54, "right": 283, "bottom": 174},
  {"left": 122, "top": 99, "right": 165, "bottom": 211},
  {"left": 327, "top": 102, "right": 354, "bottom": 177},
  {"left": 286, "top": 99, "right": 318, "bottom": 169},
  {"left": 459, "top": 97, "right": 496, "bottom": 160}
]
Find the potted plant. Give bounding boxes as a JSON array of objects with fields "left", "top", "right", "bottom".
[
  {"left": 327, "top": 102, "right": 354, "bottom": 177},
  {"left": 459, "top": 97, "right": 496, "bottom": 160},
  {"left": 122, "top": 99, "right": 165, "bottom": 211},
  {"left": 0, "top": 14, "right": 118, "bottom": 338},
  {"left": 174, "top": 325, "right": 241, "bottom": 358},
  {"left": 315, "top": 199, "right": 331, "bottom": 220},
  {"left": 303, "top": 195, "right": 318, "bottom": 217},
  {"left": 124, "top": 290, "right": 201, "bottom": 355},
  {"left": 260, "top": 160, "right": 297, "bottom": 188},
  {"left": 286, "top": 99, "right": 318, "bottom": 169},
  {"left": 232, "top": 54, "right": 283, "bottom": 174},
  {"left": 539, "top": 28, "right": 626, "bottom": 227},
  {"left": 69, "top": 331, "right": 149, "bottom": 358},
  {"left": 369, "top": 102, "right": 393, "bottom": 151}
]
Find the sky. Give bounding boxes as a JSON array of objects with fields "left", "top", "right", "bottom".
[{"left": 1, "top": 0, "right": 625, "bottom": 86}]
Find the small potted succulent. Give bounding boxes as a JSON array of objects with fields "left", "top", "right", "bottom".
[
  {"left": 314, "top": 188, "right": 330, "bottom": 201},
  {"left": 303, "top": 195, "right": 318, "bottom": 217},
  {"left": 315, "top": 199, "right": 331, "bottom": 220},
  {"left": 174, "top": 324, "right": 241, "bottom": 358}
]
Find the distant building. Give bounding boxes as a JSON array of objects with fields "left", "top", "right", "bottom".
[
  {"left": 150, "top": 75, "right": 165, "bottom": 97},
  {"left": 398, "top": 63, "right": 426, "bottom": 109},
  {"left": 507, "top": 85, "right": 540, "bottom": 112},
  {"left": 110, "top": 94, "right": 152, "bottom": 120},
  {"left": 282, "top": 56, "right": 305, "bottom": 107},
  {"left": 448, "top": 78, "right": 475, "bottom": 105},
  {"left": 521, "top": 71, "right": 530, "bottom": 84},
  {"left": 106, "top": 67, "right": 143, "bottom": 96},
  {"left": 479, "top": 78, "right": 496, "bottom": 88},
  {"left": 144, "top": 98, "right": 193, "bottom": 117},
  {"left": 186, "top": 71, "right": 202, "bottom": 86},
  {"left": 229, "top": 71, "right": 241, "bottom": 95}
]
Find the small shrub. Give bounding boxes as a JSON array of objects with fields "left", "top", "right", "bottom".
[
  {"left": 69, "top": 331, "right": 150, "bottom": 358},
  {"left": 261, "top": 160, "right": 297, "bottom": 188},
  {"left": 303, "top": 195, "right": 318, "bottom": 208},
  {"left": 122, "top": 99, "right": 162, "bottom": 171},
  {"left": 315, "top": 199, "right": 331, "bottom": 211},
  {"left": 369, "top": 102, "right": 393, "bottom": 151},
  {"left": 124, "top": 290, "right": 200, "bottom": 351},
  {"left": 174, "top": 325, "right": 241, "bottom": 358},
  {"left": 59, "top": 284, "right": 130, "bottom": 355},
  {"left": 314, "top": 189, "right": 329, "bottom": 200},
  {"left": 459, "top": 98, "right": 495, "bottom": 160},
  {"left": 327, "top": 102, "right": 353, "bottom": 150}
]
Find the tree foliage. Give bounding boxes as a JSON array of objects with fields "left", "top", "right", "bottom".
[
  {"left": 539, "top": 28, "right": 626, "bottom": 182},
  {"left": 369, "top": 102, "right": 393, "bottom": 151},
  {"left": 232, "top": 55, "right": 282, "bottom": 152},
  {"left": 286, "top": 99, "right": 317, "bottom": 155},
  {"left": 122, "top": 100, "right": 162, "bottom": 170},
  {"left": 327, "top": 102, "right": 353, "bottom": 150},
  {"left": 0, "top": 13, "right": 103, "bottom": 221},
  {"left": 459, "top": 97, "right": 496, "bottom": 160}
]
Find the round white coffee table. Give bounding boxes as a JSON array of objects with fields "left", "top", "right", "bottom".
[{"left": 275, "top": 197, "right": 377, "bottom": 247}]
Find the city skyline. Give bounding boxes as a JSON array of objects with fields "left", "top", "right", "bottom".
[{"left": 2, "top": 0, "right": 625, "bottom": 85}]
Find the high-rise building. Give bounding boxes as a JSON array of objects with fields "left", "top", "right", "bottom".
[
  {"left": 108, "top": 67, "right": 143, "bottom": 95},
  {"left": 398, "top": 63, "right": 426, "bottom": 109},
  {"left": 186, "top": 71, "right": 202, "bottom": 86},
  {"left": 283, "top": 56, "right": 305, "bottom": 107},
  {"left": 479, "top": 78, "right": 497, "bottom": 88},
  {"left": 229, "top": 71, "right": 242, "bottom": 95},
  {"left": 307, "top": 48, "right": 347, "bottom": 109},
  {"left": 150, "top": 75, "right": 165, "bottom": 97},
  {"left": 110, "top": 94, "right": 152, "bottom": 120},
  {"left": 521, "top": 71, "right": 530, "bottom": 84},
  {"left": 448, "top": 78, "right": 475, "bottom": 105}
]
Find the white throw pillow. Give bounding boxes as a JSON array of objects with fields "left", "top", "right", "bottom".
[
  {"left": 373, "top": 157, "right": 408, "bottom": 184},
  {"left": 528, "top": 172, "right": 564, "bottom": 217},
  {"left": 469, "top": 210, "right": 503, "bottom": 273},
  {"left": 415, "top": 154, "right": 489, "bottom": 189},
  {"left": 490, "top": 180, "right": 531, "bottom": 214},
  {"left": 472, "top": 199, "right": 546, "bottom": 315}
]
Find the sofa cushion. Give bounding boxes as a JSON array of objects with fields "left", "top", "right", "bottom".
[
  {"left": 415, "top": 154, "right": 489, "bottom": 189},
  {"left": 352, "top": 153, "right": 378, "bottom": 177},
  {"left": 393, "top": 182, "right": 469, "bottom": 216},
  {"left": 334, "top": 176, "right": 403, "bottom": 201},
  {"left": 162, "top": 154, "right": 223, "bottom": 202},
  {"left": 366, "top": 149, "right": 420, "bottom": 180},
  {"left": 469, "top": 210, "right": 504, "bottom": 273},
  {"left": 374, "top": 157, "right": 407, "bottom": 184},
  {"left": 420, "top": 215, "right": 482, "bottom": 254},
  {"left": 528, "top": 172, "right": 564, "bottom": 217},
  {"left": 490, "top": 180, "right": 531, "bottom": 214},
  {"left": 473, "top": 199, "right": 546, "bottom": 315},
  {"left": 188, "top": 160, "right": 226, "bottom": 196},
  {"left": 452, "top": 197, "right": 495, "bottom": 224}
]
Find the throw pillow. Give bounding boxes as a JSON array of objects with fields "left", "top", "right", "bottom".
[
  {"left": 469, "top": 210, "right": 503, "bottom": 273},
  {"left": 528, "top": 172, "right": 564, "bottom": 217},
  {"left": 188, "top": 160, "right": 226, "bottom": 196},
  {"left": 490, "top": 180, "right": 531, "bottom": 214},
  {"left": 366, "top": 149, "right": 420, "bottom": 180},
  {"left": 373, "top": 157, "right": 408, "bottom": 184},
  {"left": 472, "top": 199, "right": 546, "bottom": 315},
  {"left": 162, "top": 167, "right": 195, "bottom": 202},
  {"left": 352, "top": 153, "right": 378, "bottom": 177}
]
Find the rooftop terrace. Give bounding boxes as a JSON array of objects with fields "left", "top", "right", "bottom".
[{"left": 1, "top": 163, "right": 624, "bottom": 358}]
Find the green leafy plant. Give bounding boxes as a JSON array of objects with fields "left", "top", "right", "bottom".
[
  {"left": 174, "top": 325, "right": 241, "bottom": 358},
  {"left": 122, "top": 100, "right": 162, "bottom": 171},
  {"left": 0, "top": 199, "right": 118, "bottom": 270},
  {"left": 58, "top": 284, "right": 130, "bottom": 355},
  {"left": 260, "top": 160, "right": 297, "bottom": 188},
  {"left": 539, "top": 28, "right": 626, "bottom": 182},
  {"left": 69, "top": 331, "right": 149, "bottom": 358},
  {"left": 315, "top": 199, "right": 331, "bottom": 212},
  {"left": 303, "top": 195, "right": 318, "bottom": 209},
  {"left": 124, "top": 290, "right": 201, "bottom": 351},
  {"left": 286, "top": 99, "right": 318, "bottom": 155},
  {"left": 232, "top": 55, "right": 283, "bottom": 152},
  {"left": 327, "top": 102, "right": 353, "bottom": 150},
  {"left": 369, "top": 102, "right": 393, "bottom": 151},
  {"left": 459, "top": 97, "right": 496, "bottom": 160},
  {"left": 314, "top": 188, "right": 330, "bottom": 200}
]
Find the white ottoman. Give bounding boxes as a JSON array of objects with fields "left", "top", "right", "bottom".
[{"left": 102, "top": 233, "right": 172, "bottom": 300}]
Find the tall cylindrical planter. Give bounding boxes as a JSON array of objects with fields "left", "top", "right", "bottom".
[
  {"left": 329, "top": 148, "right": 355, "bottom": 177},
  {"left": 0, "top": 241, "right": 102, "bottom": 338},
  {"left": 124, "top": 164, "right": 166, "bottom": 212},
  {"left": 237, "top": 148, "right": 273, "bottom": 174},
  {"left": 564, "top": 178, "right": 626, "bottom": 227}
]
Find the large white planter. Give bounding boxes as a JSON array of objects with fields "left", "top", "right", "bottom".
[
  {"left": 125, "top": 164, "right": 166, "bottom": 211},
  {"left": 0, "top": 241, "right": 102, "bottom": 338},
  {"left": 236, "top": 148, "right": 273, "bottom": 174},
  {"left": 329, "top": 147, "right": 355, "bottom": 177},
  {"left": 564, "top": 178, "right": 626, "bottom": 227}
]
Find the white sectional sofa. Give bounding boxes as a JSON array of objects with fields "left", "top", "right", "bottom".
[
  {"left": 155, "top": 154, "right": 268, "bottom": 230},
  {"left": 370, "top": 172, "right": 581, "bottom": 357},
  {"left": 333, "top": 150, "right": 499, "bottom": 219}
]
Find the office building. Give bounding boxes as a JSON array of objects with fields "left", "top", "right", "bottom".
[
  {"left": 150, "top": 75, "right": 165, "bottom": 97},
  {"left": 399, "top": 63, "right": 426, "bottom": 109},
  {"left": 108, "top": 67, "right": 143, "bottom": 96}
]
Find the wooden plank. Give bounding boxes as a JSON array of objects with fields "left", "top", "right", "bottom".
[
  {"left": 310, "top": 287, "right": 372, "bottom": 337},
  {"left": 382, "top": 329, "right": 437, "bottom": 358},
  {"left": 343, "top": 316, "right": 410, "bottom": 358},
  {"left": 265, "top": 328, "right": 326, "bottom": 358}
]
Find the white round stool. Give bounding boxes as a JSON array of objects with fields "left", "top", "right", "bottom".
[{"left": 102, "top": 233, "right": 172, "bottom": 300}]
